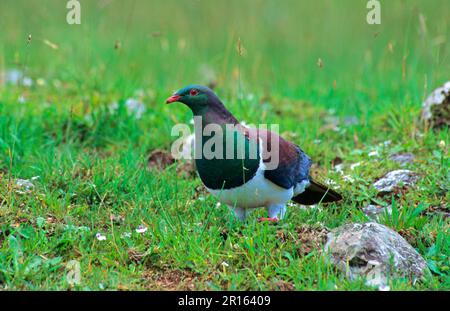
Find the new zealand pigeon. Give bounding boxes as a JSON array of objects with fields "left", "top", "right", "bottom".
[{"left": 166, "top": 85, "right": 342, "bottom": 221}]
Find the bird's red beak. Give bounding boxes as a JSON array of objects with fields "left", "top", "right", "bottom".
[{"left": 166, "top": 94, "right": 181, "bottom": 104}]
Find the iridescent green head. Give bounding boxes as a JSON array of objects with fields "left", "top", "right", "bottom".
[{"left": 166, "top": 84, "right": 219, "bottom": 114}]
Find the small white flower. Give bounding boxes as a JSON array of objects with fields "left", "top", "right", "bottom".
[
  {"left": 439, "top": 140, "right": 446, "bottom": 148},
  {"left": 240, "top": 121, "right": 249, "bottom": 128},
  {"left": 135, "top": 225, "right": 148, "bottom": 234},
  {"left": 96, "top": 233, "right": 106, "bottom": 241},
  {"left": 134, "top": 89, "right": 145, "bottom": 98},
  {"left": 121, "top": 232, "right": 132, "bottom": 238},
  {"left": 350, "top": 162, "right": 362, "bottom": 170},
  {"left": 22, "top": 77, "right": 33, "bottom": 87},
  {"left": 125, "top": 98, "right": 146, "bottom": 119},
  {"left": 53, "top": 79, "right": 62, "bottom": 88},
  {"left": 216, "top": 202, "right": 221, "bottom": 208},
  {"left": 378, "top": 285, "right": 390, "bottom": 291},
  {"left": 334, "top": 164, "right": 344, "bottom": 173},
  {"left": 221, "top": 261, "right": 229, "bottom": 267},
  {"left": 368, "top": 150, "right": 379, "bottom": 157},
  {"left": 36, "top": 78, "right": 46, "bottom": 86},
  {"left": 179, "top": 134, "right": 195, "bottom": 160},
  {"left": 5, "top": 69, "right": 23, "bottom": 85},
  {"left": 324, "top": 178, "right": 337, "bottom": 186},
  {"left": 18, "top": 95, "right": 26, "bottom": 103},
  {"left": 343, "top": 175, "right": 354, "bottom": 183}
]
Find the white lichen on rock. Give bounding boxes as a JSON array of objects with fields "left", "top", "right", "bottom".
[
  {"left": 421, "top": 81, "right": 450, "bottom": 128},
  {"left": 373, "top": 169, "right": 418, "bottom": 193}
]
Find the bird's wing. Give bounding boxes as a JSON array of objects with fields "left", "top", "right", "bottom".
[
  {"left": 242, "top": 126, "right": 312, "bottom": 189},
  {"left": 240, "top": 125, "right": 342, "bottom": 204}
]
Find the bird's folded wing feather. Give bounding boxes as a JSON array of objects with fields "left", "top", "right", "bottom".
[{"left": 242, "top": 126, "right": 312, "bottom": 190}]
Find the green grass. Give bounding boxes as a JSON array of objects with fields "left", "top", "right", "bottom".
[{"left": 0, "top": 0, "right": 449, "bottom": 290}]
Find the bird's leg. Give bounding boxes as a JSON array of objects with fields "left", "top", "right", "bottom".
[
  {"left": 259, "top": 204, "right": 287, "bottom": 222},
  {"left": 229, "top": 206, "right": 249, "bottom": 221}
]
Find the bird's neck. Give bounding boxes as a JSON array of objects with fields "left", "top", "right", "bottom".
[{"left": 193, "top": 100, "right": 240, "bottom": 128}]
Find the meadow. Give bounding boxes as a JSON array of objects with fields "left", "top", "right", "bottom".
[{"left": 0, "top": 0, "right": 448, "bottom": 290}]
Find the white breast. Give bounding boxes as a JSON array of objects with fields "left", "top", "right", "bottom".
[
  {"left": 206, "top": 164, "right": 294, "bottom": 209},
  {"left": 206, "top": 138, "right": 296, "bottom": 209}
]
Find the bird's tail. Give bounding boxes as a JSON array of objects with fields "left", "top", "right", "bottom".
[{"left": 292, "top": 179, "right": 342, "bottom": 205}]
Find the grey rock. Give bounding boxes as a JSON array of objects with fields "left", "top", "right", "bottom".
[
  {"left": 362, "top": 204, "right": 392, "bottom": 220},
  {"left": 373, "top": 170, "right": 419, "bottom": 193},
  {"left": 324, "top": 222, "right": 429, "bottom": 287},
  {"left": 389, "top": 153, "right": 415, "bottom": 165},
  {"left": 421, "top": 81, "right": 450, "bottom": 129}
]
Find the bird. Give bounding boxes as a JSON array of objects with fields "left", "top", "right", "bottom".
[{"left": 166, "top": 84, "right": 342, "bottom": 222}]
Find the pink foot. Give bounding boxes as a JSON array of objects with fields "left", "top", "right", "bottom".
[{"left": 257, "top": 217, "right": 279, "bottom": 223}]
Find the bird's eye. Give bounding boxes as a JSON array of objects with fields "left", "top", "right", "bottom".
[{"left": 190, "top": 89, "right": 199, "bottom": 96}]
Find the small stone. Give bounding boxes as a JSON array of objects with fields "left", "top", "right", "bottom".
[
  {"left": 15, "top": 178, "right": 35, "bottom": 194},
  {"left": 362, "top": 204, "right": 392, "bottom": 220},
  {"left": 389, "top": 153, "right": 415, "bottom": 165},
  {"left": 373, "top": 170, "right": 419, "bottom": 193}
]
